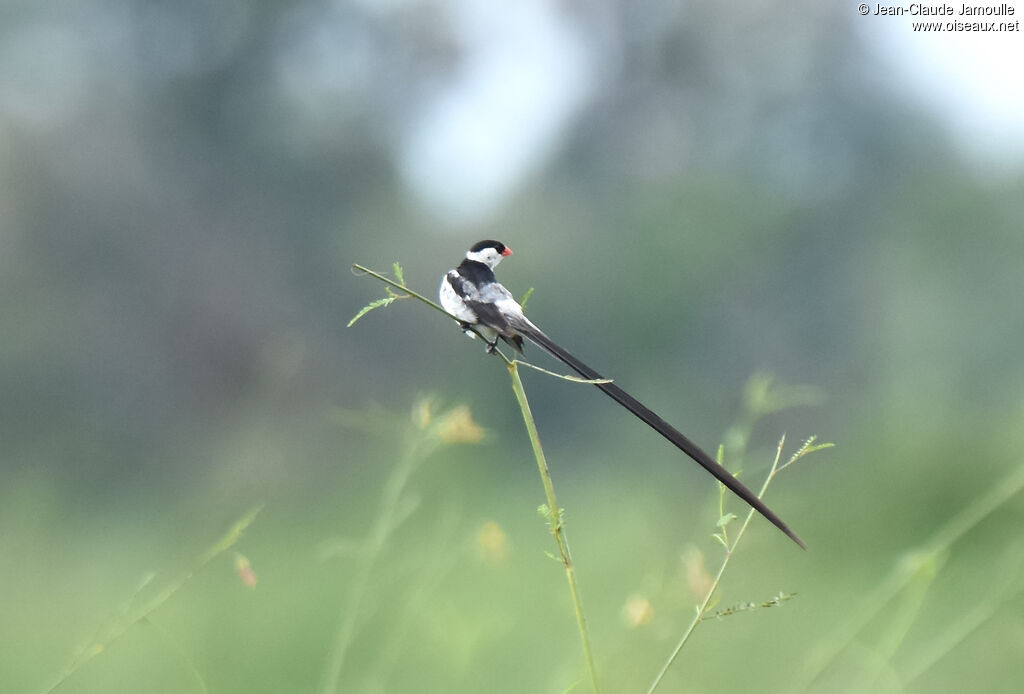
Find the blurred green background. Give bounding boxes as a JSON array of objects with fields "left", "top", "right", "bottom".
[{"left": 3, "top": 2, "right": 1023, "bottom": 693}]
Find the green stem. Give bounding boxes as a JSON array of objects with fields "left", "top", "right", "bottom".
[
  {"left": 41, "top": 507, "right": 262, "bottom": 694},
  {"left": 646, "top": 438, "right": 787, "bottom": 694},
  {"left": 351, "top": 263, "right": 608, "bottom": 384},
  {"left": 792, "top": 461, "right": 1024, "bottom": 692},
  {"left": 507, "top": 361, "right": 600, "bottom": 694},
  {"left": 352, "top": 264, "right": 601, "bottom": 689},
  {"left": 320, "top": 432, "right": 439, "bottom": 694},
  {"left": 352, "top": 264, "right": 453, "bottom": 320}
]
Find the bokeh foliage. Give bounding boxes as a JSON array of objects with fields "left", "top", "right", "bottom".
[{"left": 2, "top": 2, "right": 1023, "bottom": 693}]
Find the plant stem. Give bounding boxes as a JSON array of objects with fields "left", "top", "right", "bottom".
[
  {"left": 792, "top": 461, "right": 1024, "bottom": 692},
  {"left": 320, "top": 431, "right": 439, "bottom": 694},
  {"left": 646, "top": 438, "right": 788, "bottom": 694},
  {"left": 41, "top": 507, "right": 262, "bottom": 694},
  {"left": 507, "top": 361, "right": 600, "bottom": 694}
]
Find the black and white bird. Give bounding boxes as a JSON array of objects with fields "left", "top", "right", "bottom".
[{"left": 440, "top": 240, "right": 805, "bottom": 549}]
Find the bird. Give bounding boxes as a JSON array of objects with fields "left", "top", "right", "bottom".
[{"left": 439, "top": 240, "right": 806, "bottom": 549}]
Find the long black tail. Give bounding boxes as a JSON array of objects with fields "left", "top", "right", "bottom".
[{"left": 515, "top": 322, "right": 806, "bottom": 549}]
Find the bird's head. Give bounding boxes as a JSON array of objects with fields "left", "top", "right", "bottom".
[{"left": 466, "top": 240, "right": 513, "bottom": 269}]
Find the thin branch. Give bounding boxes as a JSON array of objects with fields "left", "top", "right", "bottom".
[
  {"left": 319, "top": 430, "right": 442, "bottom": 694},
  {"left": 41, "top": 507, "right": 262, "bottom": 694},
  {"left": 508, "top": 362, "right": 601, "bottom": 694},
  {"left": 351, "top": 264, "right": 601, "bottom": 691},
  {"left": 647, "top": 437, "right": 790, "bottom": 694},
  {"left": 514, "top": 359, "right": 612, "bottom": 384},
  {"left": 792, "top": 461, "right": 1024, "bottom": 692},
  {"left": 351, "top": 263, "right": 607, "bottom": 382}
]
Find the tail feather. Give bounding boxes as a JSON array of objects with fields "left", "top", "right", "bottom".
[{"left": 514, "top": 322, "right": 806, "bottom": 549}]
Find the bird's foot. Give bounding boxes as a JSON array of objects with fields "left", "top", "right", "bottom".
[{"left": 458, "top": 321, "right": 478, "bottom": 340}]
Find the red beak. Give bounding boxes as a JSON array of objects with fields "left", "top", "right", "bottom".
[{"left": 502, "top": 247, "right": 513, "bottom": 256}]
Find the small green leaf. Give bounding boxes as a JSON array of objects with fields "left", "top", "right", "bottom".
[
  {"left": 347, "top": 296, "right": 396, "bottom": 327},
  {"left": 784, "top": 436, "right": 835, "bottom": 467},
  {"left": 717, "top": 513, "right": 737, "bottom": 528},
  {"left": 712, "top": 533, "right": 728, "bottom": 548},
  {"left": 520, "top": 287, "right": 535, "bottom": 309},
  {"left": 711, "top": 592, "right": 797, "bottom": 619},
  {"left": 392, "top": 262, "right": 405, "bottom": 286}
]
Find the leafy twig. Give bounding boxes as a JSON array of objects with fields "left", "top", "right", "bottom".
[
  {"left": 792, "top": 461, "right": 1024, "bottom": 692},
  {"left": 712, "top": 591, "right": 797, "bottom": 619},
  {"left": 347, "top": 263, "right": 409, "bottom": 327},
  {"left": 41, "top": 507, "right": 262, "bottom": 694},
  {"left": 349, "top": 263, "right": 606, "bottom": 384},
  {"left": 648, "top": 432, "right": 831, "bottom": 694},
  {"left": 351, "top": 264, "right": 601, "bottom": 693},
  {"left": 508, "top": 361, "right": 601, "bottom": 693}
]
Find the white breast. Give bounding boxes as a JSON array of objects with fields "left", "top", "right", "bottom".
[{"left": 439, "top": 272, "right": 480, "bottom": 323}]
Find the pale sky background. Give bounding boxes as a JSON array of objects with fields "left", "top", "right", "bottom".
[
  {"left": 398, "top": 0, "right": 599, "bottom": 226},
  {"left": 397, "top": 1, "right": 1024, "bottom": 225},
  {"left": 864, "top": 4, "right": 1024, "bottom": 170}
]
